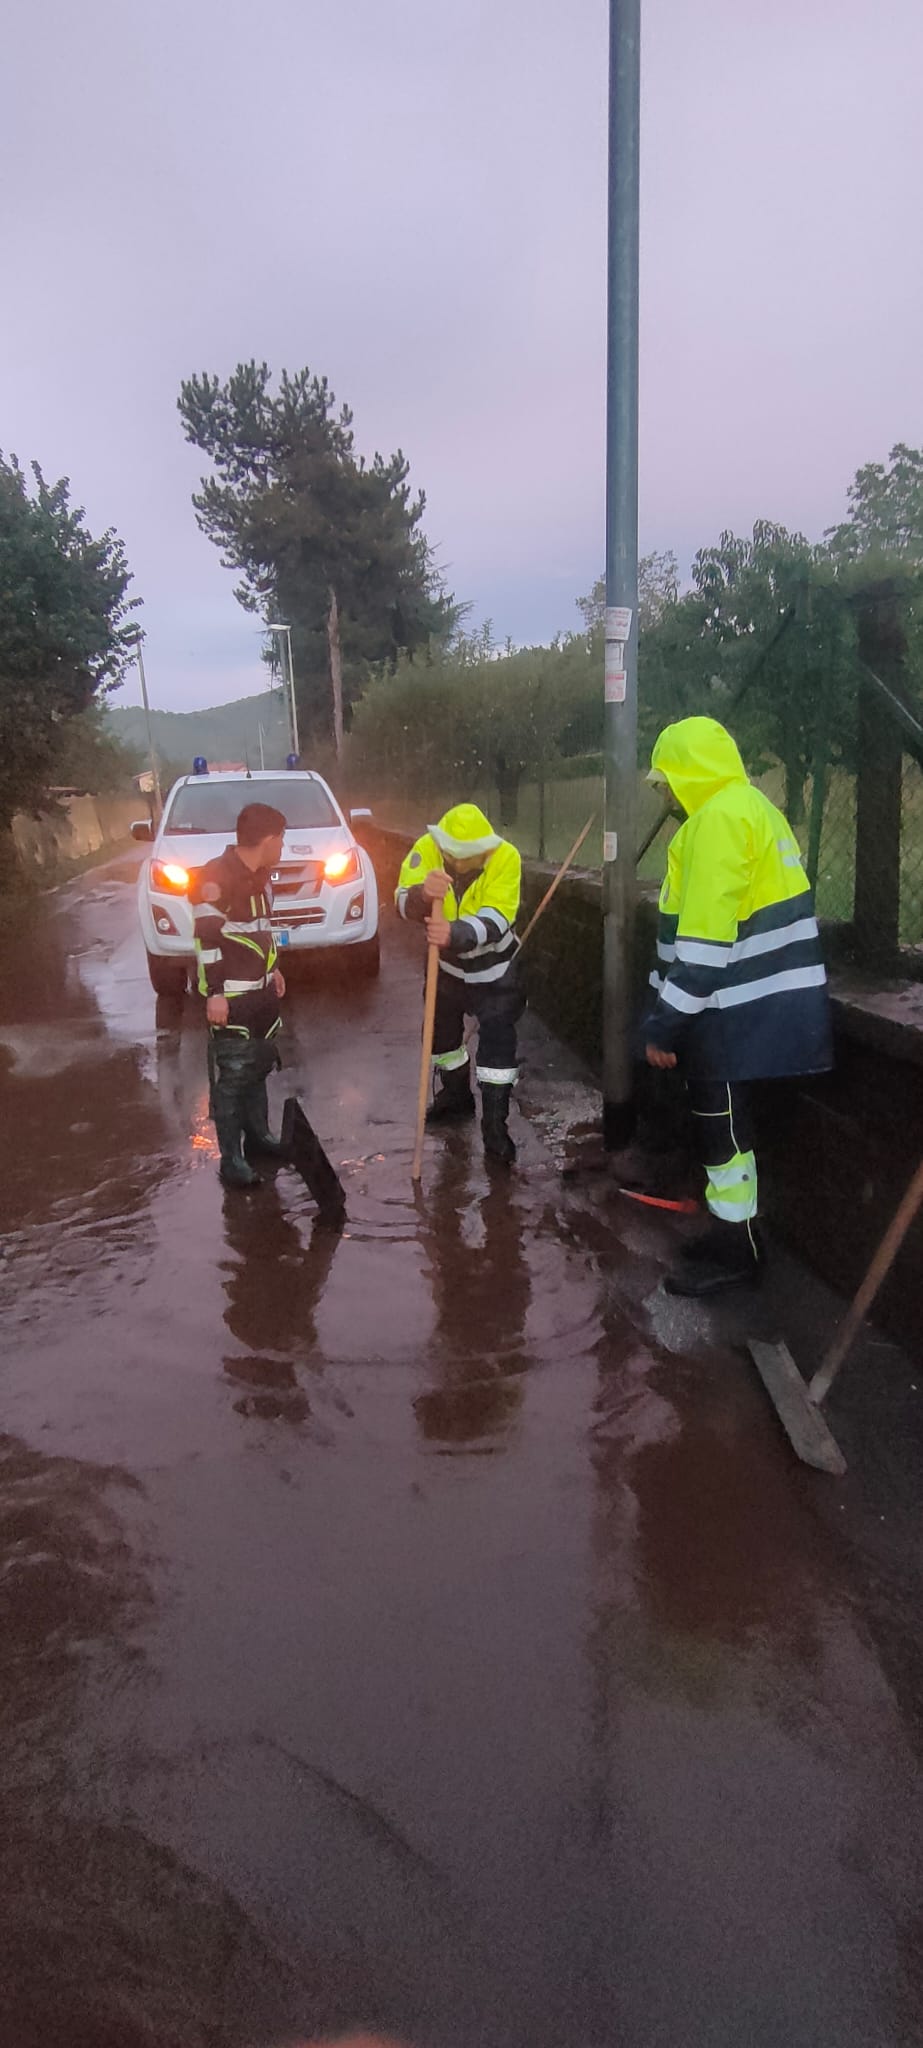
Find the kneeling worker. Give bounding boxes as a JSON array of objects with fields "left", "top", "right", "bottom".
[
  {"left": 397, "top": 804, "right": 523, "bottom": 1163},
  {"left": 642, "top": 717, "right": 832, "bottom": 1296},
  {"left": 191, "top": 801, "right": 288, "bottom": 1189}
]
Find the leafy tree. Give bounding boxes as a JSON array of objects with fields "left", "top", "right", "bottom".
[
  {"left": 348, "top": 627, "right": 601, "bottom": 826},
  {"left": 681, "top": 523, "right": 846, "bottom": 821},
  {"left": 577, "top": 549, "right": 680, "bottom": 635},
  {"left": 0, "top": 454, "right": 136, "bottom": 834},
  {"left": 826, "top": 443, "right": 923, "bottom": 562},
  {"left": 178, "top": 362, "right": 459, "bottom": 754},
  {"left": 47, "top": 705, "right": 142, "bottom": 794},
  {"left": 466, "top": 638, "right": 601, "bottom": 822},
  {"left": 349, "top": 445, "right": 923, "bottom": 860},
  {"left": 827, "top": 444, "right": 923, "bottom": 695},
  {"left": 637, "top": 588, "right": 717, "bottom": 752},
  {"left": 633, "top": 522, "right": 869, "bottom": 823}
]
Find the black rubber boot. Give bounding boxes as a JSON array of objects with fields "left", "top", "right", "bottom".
[
  {"left": 425, "top": 1065, "right": 476, "bottom": 1125},
  {"left": 481, "top": 1083, "right": 515, "bottom": 1164},
  {"left": 210, "top": 1033, "right": 281, "bottom": 1179},
  {"left": 680, "top": 1221, "right": 761, "bottom": 1263},
  {"left": 215, "top": 1109, "right": 262, "bottom": 1189},
  {"left": 242, "top": 1076, "right": 288, "bottom": 1159},
  {"left": 665, "top": 1220, "right": 762, "bottom": 1296}
]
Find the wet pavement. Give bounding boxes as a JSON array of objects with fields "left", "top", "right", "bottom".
[{"left": 1, "top": 853, "right": 922, "bottom": 2048}]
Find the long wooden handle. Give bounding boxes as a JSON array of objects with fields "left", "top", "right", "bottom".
[
  {"left": 411, "top": 944, "right": 441, "bottom": 1183},
  {"left": 809, "top": 1153, "right": 923, "bottom": 1403},
  {"left": 519, "top": 813, "right": 597, "bottom": 949}
]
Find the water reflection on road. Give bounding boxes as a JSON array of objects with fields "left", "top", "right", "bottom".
[{"left": 0, "top": 854, "right": 922, "bottom": 2048}]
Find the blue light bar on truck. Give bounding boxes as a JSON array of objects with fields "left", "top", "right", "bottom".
[{"left": 192, "top": 757, "right": 208, "bottom": 775}]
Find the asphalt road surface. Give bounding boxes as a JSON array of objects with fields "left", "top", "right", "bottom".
[{"left": 1, "top": 852, "right": 922, "bottom": 2048}]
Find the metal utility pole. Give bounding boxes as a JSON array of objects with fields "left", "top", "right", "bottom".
[
  {"left": 602, "top": 0, "right": 641, "bottom": 1149},
  {"left": 134, "top": 639, "right": 163, "bottom": 818},
  {"left": 284, "top": 624, "right": 300, "bottom": 758},
  {"left": 268, "top": 623, "right": 300, "bottom": 758}
]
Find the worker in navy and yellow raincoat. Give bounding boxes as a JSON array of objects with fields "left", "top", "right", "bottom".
[
  {"left": 396, "top": 804, "right": 523, "bottom": 1163},
  {"left": 642, "top": 717, "right": 832, "bottom": 1296}
]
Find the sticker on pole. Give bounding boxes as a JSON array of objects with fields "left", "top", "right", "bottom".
[
  {"left": 604, "top": 831, "right": 618, "bottom": 862},
  {"left": 605, "top": 606, "right": 633, "bottom": 641},
  {"left": 605, "top": 659, "right": 627, "bottom": 703}
]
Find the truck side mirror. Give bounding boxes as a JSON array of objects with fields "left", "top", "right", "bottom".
[{"left": 131, "top": 819, "right": 154, "bottom": 842}]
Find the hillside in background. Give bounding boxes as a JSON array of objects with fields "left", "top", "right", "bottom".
[{"left": 105, "top": 690, "right": 292, "bottom": 771}]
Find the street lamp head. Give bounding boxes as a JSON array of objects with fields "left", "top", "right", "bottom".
[{"left": 266, "top": 623, "right": 291, "bottom": 634}]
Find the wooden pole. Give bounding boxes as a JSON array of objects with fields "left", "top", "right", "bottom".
[
  {"left": 411, "top": 944, "right": 441, "bottom": 1183},
  {"left": 519, "top": 814, "right": 596, "bottom": 949},
  {"left": 327, "top": 585, "right": 345, "bottom": 761}
]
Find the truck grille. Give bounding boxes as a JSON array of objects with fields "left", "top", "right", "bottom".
[{"left": 271, "top": 861, "right": 323, "bottom": 899}]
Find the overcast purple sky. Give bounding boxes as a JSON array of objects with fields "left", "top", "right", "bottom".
[{"left": 3, "top": 0, "right": 921, "bottom": 712}]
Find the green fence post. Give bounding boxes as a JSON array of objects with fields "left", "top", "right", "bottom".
[
  {"left": 854, "top": 583, "right": 906, "bottom": 967},
  {"left": 806, "top": 636, "right": 836, "bottom": 895}
]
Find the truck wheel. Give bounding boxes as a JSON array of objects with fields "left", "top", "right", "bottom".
[{"left": 146, "top": 952, "right": 188, "bottom": 998}]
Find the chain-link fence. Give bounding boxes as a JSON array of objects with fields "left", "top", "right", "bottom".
[
  {"left": 808, "top": 767, "right": 855, "bottom": 928},
  {"left": 900, "top": 757, "right": 923, "bottom": 947},
  {"left": 809, "top": 751, "right": 923, "bottom": 952},
  {"left": 347, "top": 733, "right": 923, "bottom": 969},
  {"left": 345, "top": 754, "right": 682, "bottom": 878},
  {"left": 342, "top": 582, "right": 923, "bottom": 975}
]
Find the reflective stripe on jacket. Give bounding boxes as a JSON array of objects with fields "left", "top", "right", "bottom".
[
  {"left": 395, "top": 831, "right": 522, "bottom": 986},
  {"left": 190, "top": 845, "right": 280, "bottom": 1037},
  {"left": 643, "top": 717, "right": 833, "bottom": 1081}
]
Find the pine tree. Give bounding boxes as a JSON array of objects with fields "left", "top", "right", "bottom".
[{"left": 178, "top": 363, "right": 459, "bottom": 752}]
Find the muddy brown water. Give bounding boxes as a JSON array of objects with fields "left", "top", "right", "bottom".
[{"left": 0, "top": 855, "right": 922, "bottom": 2048}]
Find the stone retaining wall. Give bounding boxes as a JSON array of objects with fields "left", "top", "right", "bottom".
[{"left": 8, "top": 795, "right": 140, "bottom": 879}]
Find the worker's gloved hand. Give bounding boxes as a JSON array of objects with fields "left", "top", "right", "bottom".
[
  {"left": 425, "top": 914, "right": 452, "bottom": 949},
  {"left": 272, "top": 968, "right": 286, "bottom": 998},
  {"left": 645, "top": 1044, "right": 677, "bottom": 1070},
  {"left": 425, "top": 871, "right": 451, "bottom": 901},
  {"left": 207, "top": 995, "right": 230, "bottom": 1027}
]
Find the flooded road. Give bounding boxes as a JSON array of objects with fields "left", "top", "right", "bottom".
[{"left": 1, "top": 853, "right": 922, "bottom": 2048}]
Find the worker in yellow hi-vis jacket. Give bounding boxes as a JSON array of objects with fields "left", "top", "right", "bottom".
[
  {"left": 642, "top": 717, "right": 833, "bottom": 1297},
  {"left": 396, "top": 804, "right": 523, "bottom": 1163}
]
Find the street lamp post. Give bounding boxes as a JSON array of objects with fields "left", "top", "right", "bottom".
[
  {"left": 130, "top": 634, "right": 163, "bottom": 819},
  {"left": 602, "top": 0, "right": 641, "bottom": 1149},
  {"left": 267, "top": 623, "right": 300, "bottom": 759}
]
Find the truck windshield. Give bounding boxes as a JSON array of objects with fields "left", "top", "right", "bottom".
[{"left": 164, "top": 780, "right": 340, "bottom": 834}]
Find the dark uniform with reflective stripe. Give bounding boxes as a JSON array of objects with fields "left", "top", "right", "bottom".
[
  {"left": 191, "top": 845, "right": 280, "bottom": 1037},
  {"left": 190, "top": 845, "right": 282, "bottom": 1178}
]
